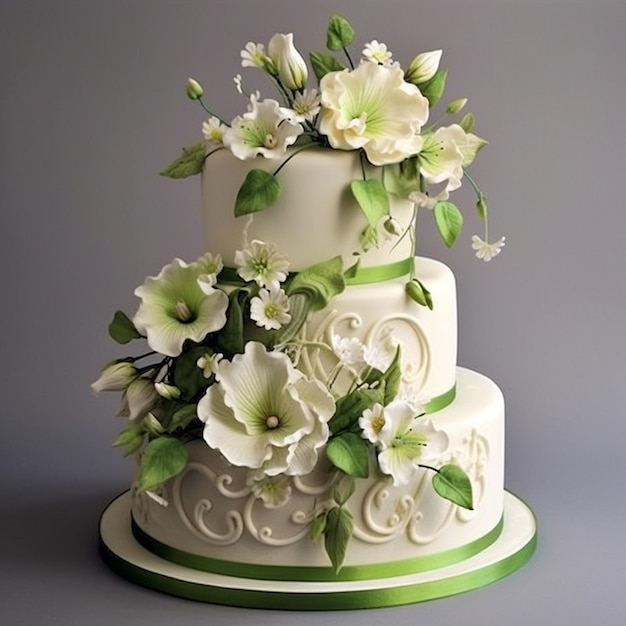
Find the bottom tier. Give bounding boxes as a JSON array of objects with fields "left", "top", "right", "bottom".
[{"left": 99, "top": 490, "right": 536, "bottom": 609}]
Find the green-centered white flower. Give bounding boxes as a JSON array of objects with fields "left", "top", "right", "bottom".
[
  {"left": 240, "top": 42, "right": 277, "bottom": 75},
  {"left": 247, "top": 471, "right": 292, "bottom": 508},
  {"left": 418, "top": 125, "right": 466, "bottom": 193},
  {"left": 223, "top": 95, "right": 303, "bottom": 160},
  {"left": 250, "top": 286, "right": 291, "bottom": 330},
  {"left": 268, "top": 33, "right": 308, "bottom": 91},
  {"left": 291, "top": 88, "right": 321, "bottom": 123},
  {"left": 318, "top": 62, "right": 429, "bottom": 166},
  {"left": 331, "top": 334, "right": 365, "bottom": 369},
  {"left": 196, "top": 252, "right": 223, "bottom": 293},
  {"left": 197, "top": 341, "right": 335, "bottom": 476},
  {"left": 133, "top": 258, "right": 229, "bottom": 357},
  {"left": 234, "top": 239, "right": 289, "bottom": 290},
  {"left": 197, "top": 351, "right": 223, "bottom": 378},
  {"left": 362, "top": 40, "right": 394, "bottom": 66},
  {"left": 376, "top": 402, "right": 448, "bottom": 486},
  {"left": 201, "top": 116, "right": 226, "bottom": 147},
  {"left": 91, "top": 361, "right": 137, "bottom": 395}
]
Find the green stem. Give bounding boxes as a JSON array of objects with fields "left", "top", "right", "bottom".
[
  {"left": 197, "top": 97, "right": 229, "bottom": 126},
  {"left": 272, "top": 142, "right": 321, "bottom": 176},
  {"left": 343, "top": 46, "right": 355, "bottom": 69}
]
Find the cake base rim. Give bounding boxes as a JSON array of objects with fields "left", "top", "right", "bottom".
[{"left": 99, "top": 490, "right": 537, "bottom": 610}]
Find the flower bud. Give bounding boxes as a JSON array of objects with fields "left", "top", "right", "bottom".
[
  {"left": 446, "top": 98, "right": 468, "bottom": 114},
  {"left": 383, "top": 216, "right": 402, "bottom": 236},
  {"left": 91, "top": 361, "right": 137, "bottom": 395},
  {"left": 405, "top": 50, "right": 442, "bottom": 85},
  {"left": 186, "top": 77, "right": 204, "bottom": 100},
  {"left": 268, "top": 33, "right": 308, "bottom": 90},
  {"left": 143, "top": 412, "right": 165, "bottom": 436},
  {"left": 154, "top": 382, "right": 181, "bottom": 400},
  {"left": 124, "top": 378, "right": 158, "bottom": 421}
]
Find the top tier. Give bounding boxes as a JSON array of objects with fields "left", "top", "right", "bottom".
[{"left": 202, "top": 148, "right": 415, "bottom": 272}]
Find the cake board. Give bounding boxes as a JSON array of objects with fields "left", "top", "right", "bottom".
[{"left": 98, "top": 490, "right": 537, "bottom": 610}]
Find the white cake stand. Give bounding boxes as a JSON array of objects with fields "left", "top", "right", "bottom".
[{"left": 99, "top": 490, "right": 536, "bottom": 610}]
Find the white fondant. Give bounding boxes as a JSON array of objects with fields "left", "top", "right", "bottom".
[
  {"left": 202, "top": 147, "right": 416, "bottom": 270},
  {"left": 132, "top": 368, "right": 504, "bottom": 568}
]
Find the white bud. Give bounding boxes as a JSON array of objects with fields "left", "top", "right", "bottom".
[
  {"left": 186, "top": 77, "right": 204, "bottom": 100},
  {"left": 154, "top": 382, "right": 181, "bottom": 400},
  {"left": 268, "top": 33, "right": 308, "bottom": 90},
  {"left": 405, "top": 50, "right": 442, "bottom": 84},
  {"left": 123, "top": 378, "right": 158, "bottom": 421},
  {"left": 91, "top": 362, "right": 136, "bottom": 395}
]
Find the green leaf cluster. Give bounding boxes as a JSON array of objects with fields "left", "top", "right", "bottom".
[{"left": 160, "top": 142, "right": 206, "bottom": 179}]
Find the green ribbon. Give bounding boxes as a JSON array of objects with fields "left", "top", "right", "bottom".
[
  {"left": 219, "top": 257, "right": 413, "bottom": 287},
  {"left": 425, "top": 385, "right": 456, "bottom": 414},
  {"left": 131, "top": 516, "right": 503, "bottom": 582}
]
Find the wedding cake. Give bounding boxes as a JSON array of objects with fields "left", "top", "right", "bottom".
[{"left": 96, "top": 15, "right": 536, "bottom": 609}]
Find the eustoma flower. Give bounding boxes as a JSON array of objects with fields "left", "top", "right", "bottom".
[
  {"left": 133, "top": 257, "right": 228, "bottom": 357},
  {"left": 198, "top": 341, "right": 335, "bottom": 476},
  {"left": 267, "top": 33, "right": 308, "bottom": 91},
  {"left": 318, "top": 62, "right": 429, "bottom": 165}
]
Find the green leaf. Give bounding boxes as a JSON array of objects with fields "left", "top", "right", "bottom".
[
  {"left": 310, "top": 512, "right": 327, "bottom": 542},
  {"left": 273, "top": 293, "right": 310, "bottom": 345},
  {"left": 326, "top": 433, "right": 370, "bottom": 478},
  {"left": 324, "top": 506, "right": 354, "bottom": 572},
  {"left": 326, "top": 14, "right": 355, "bottom": 51},
  {"left": 433, "top": 201, "right": 463, "bottom": 248},
  {"left": 137, "top": 437, "right": 189, "bottom": 492},
  {"left": 215, "top": 290, "right": 249, "bottom": 357},
  {"left": 432, "top": 464, "right": 474, "bottom": 510},
  {"left": 380, "top": 347, "right": 402, "bottom": 405},
  {"left": 332, "top": 475, "right": 356, "bottom": 506},
  {"left": 329, "top": 387, "right": 384, "bottom": 435},
  {"left": 459, "top": 112, "right": 475, "bottom": 133},
  {"left": 419, "top": 69, "right": 448, "bottom": 108},
  {"left": 172, "top": 345, "right": 211, "bottom": 401},
  {"left": 234, "top": 169, "right": 282, "bottom": 217},
  {"left": 112, "top": 423, "right": 144, "bottom": 457},
  {"left": 168, "top": 404, "right": 198, "bottom": 432},
  {"left": 350, "top": 179, "right": 390, "bottom": 230},
  {"left": 108, "top": 310, "right": 141, "bottom": 344},
  {"left": 286, "top": 256, "right": 345, "bottom": 311},
  {"left": 344, "top": 259, "right": 360, "bottom": 280},
  {"left": 159, "top": 142, "right": 206, "bottom": 179},
  {"left": 406, "top": 278, "right": 434, "bottom": 310},
  {"left": 309, "top": 52, "right": 345, "bottom": 81},
  {"left": 383, "top": 158, "right": 421, "bottom": 200}
]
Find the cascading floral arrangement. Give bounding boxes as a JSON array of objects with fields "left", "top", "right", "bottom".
[{"left": 93, "top": 14, "right": 496, "bottom": 571}]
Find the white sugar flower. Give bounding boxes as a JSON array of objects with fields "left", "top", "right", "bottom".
[
  {"left": 409, "top": 188, "right": 450, "bottom": 210},
  {"left": 363, "top": 327, "right": 398, "bottom": 371},
  {"left": 268, "top": 33, "right": 308, "bottom": 91},
  {"left": 118, "top": 378, "right": 159, "bottom": 422},
  {"left": 418, "top": 125, "right": 466, "bottom": 193},
  {"left": 91, "top": 362, "right": 137, "bottom": 395},
  {"left": 234, "top": 239, "right": 289, "bottom": 290},
  {"left": 291, "top": 88, "right": 321, "bottom": 123},
  {"left": 223, "top": 95, "right": 303, "bottom": 160},
  {"left": 359, "top": 402, "right": 387, "bottom": 445},
  {"left": 197, "top": 351, "right": 223, "bottom": 378},
  {"left": 198, "top": 341, "right": 335, "bottom": 476},
  {"left": 202, "top": 116, "right": 226, "bottom": 146},
  {"left": 405, "top": 50, "right": 443, "bottom": 85},
  {"left": 471, "top": 235, "right": 506, "bottom": 261},
  {"left": 240, "top": 42, "right": 277, "bottom": 74},
  {"left": 248, "top": 472, "right": 292, "bottom": 508},
  {"left": 377, "top": 404, "right": 449, "bottom": 486},
  {"left": 362, "top": 40, "right": 394, "bottom": 66},
  {"left": 396, "top": 383, "right": 429, "bottom": 416},
  {"left": 233, "top": 73, "right": 243, "bottom": 94},
  {"left": 133, "top": 258, "right": 229, "bottom": 357},
  {"left": 319, "top": 62, "right": 429, "bottom": 166},
  {"left": 250, "top": 287, "right": 291, "bottom": 330},
  {"left": 331, "top": 334, "right": 366, "bottom": 369},
  {"left": 196, "top": 252, "right": 223, "bottom": 293},
  {"left": 154, "top": 382, "right": 181, "bottom": 400}
]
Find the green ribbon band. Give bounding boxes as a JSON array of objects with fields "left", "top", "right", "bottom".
[
  {"left": 219, "top": 257, "right": 413, "bottom": 287},
  {"left": 131, "top": 516, "right": 503, "bottom": 583}
]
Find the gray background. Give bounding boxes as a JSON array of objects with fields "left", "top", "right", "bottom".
[{"left": 2, "top": 0, "right": 625, "bottom": 624}]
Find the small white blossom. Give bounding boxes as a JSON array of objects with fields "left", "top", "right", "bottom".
[
  {"left": 202, "top": 116, "right": 226, "bottom": 146},
  {"left": 234, "top": 239, "right": 289, "bottom": 290},
  {"left": 196, "top": 252, "right": 223, "bottom": 293},
  {"left": 331, "top": 334, "right": 366, "bottom": 369},
  {"left": 233, "top": 73, "right": 243, "bottom": 94},
  {"left": 240, "top": 42, "right": 276, "bottom": 74},
  {"left": 197, "top": 352, "right": 223, "bottom": 378},
  {"left": 471, "top": 235, "right": 506, "bottom": 261},
  {"left": 396, "top": 383, "right": 429, "bottom": 416},
  {"left": 250, "top": 287, "right": 291, "bottom": 330},
  {"left": 223, "top": 95, "right": 303, "bottom": 160},
  {"left": 248, "top": 472, "right": 292, "bottom": 508},
  {"left": 291, "top": 88, "right": 321, "bottom": 123},
  {"left": 409, "top": 189, "right": 450, "bottom": 210},
  {"left": 359, "top": 403, "right": 387, "bottom": 445},
  {"left": 363, "top": 327, "right": 398, "bottom": 371},
  {"left": 362, "top": 40, "right": 394, "bottom": 66}
]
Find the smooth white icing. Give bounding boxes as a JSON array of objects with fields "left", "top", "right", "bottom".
[
  {"left": 132, "top": 368, "right": 504, "bottom": 569},
  {"left": 202, "top": 147, "right": 416, "bottom": 271}
]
